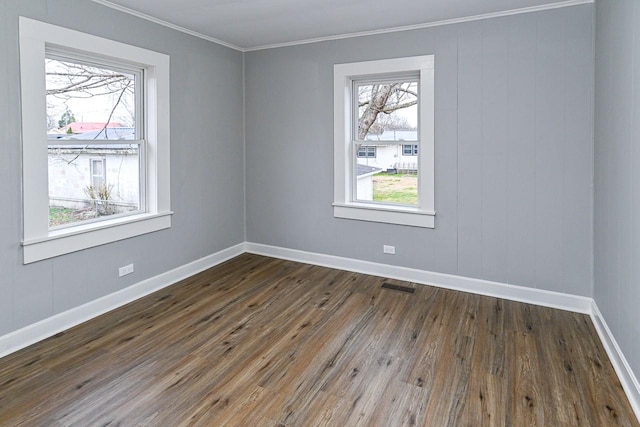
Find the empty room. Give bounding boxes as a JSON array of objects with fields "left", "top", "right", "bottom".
[{"left": 1, "top": 0, "right": 639, "bottom": 425}]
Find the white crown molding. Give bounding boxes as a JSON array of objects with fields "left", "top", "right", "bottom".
[
  {"left": 90, "top": 0, "right": 593, "bottom": 53},
  {"left": 0, "top": 243, "right": 246, "bottom": 359},
  {"left": 244, "top": 0, "right": 594, "bottom": 51},
  {"left": 245, "top": 242, "right": 593, "bottom": 314},
  {"left": 590, "top": 302, "right": 640, "bottom": 422},
  {"left": 89, "top": 0, "right": 243, "bottom": 51}
]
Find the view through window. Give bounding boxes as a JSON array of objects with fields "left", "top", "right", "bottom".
[
  {"left": 354, "top": 80, "right": 419, "bottom": 206},
  {"left": 46, "top": 56, "right": 142, "bottom": 228}
]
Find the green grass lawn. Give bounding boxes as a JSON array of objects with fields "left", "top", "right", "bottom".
[
  {"left": 372, "top": 173, "right": 418, "bottom": 205},
  {"left": 49, "top": 206, "right": 75, "bottom": 227}
]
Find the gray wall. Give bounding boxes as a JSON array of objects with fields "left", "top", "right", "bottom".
[
  {"left": 0, "top": 2, "right": 600, "bottom": 344},
  {"left": 594, "top": 0, "right": 640, "bottom": 381},
  {"left": 0, "top": 0, "right": 245, "bottom": 336},
  {"left": 245, "top": 5, "right": 594, "bottom": 296}
]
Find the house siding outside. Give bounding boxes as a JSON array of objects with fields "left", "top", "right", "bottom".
[
  {"left": 359, "top": 129, "right": 418, "bottom": 171},
  {"left": 48, "top": 148, "right": 140, "bottom": 212}
]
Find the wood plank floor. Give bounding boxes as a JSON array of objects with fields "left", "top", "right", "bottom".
[{"left": 0, "top": 254, "right": 637, "bottom": 426}]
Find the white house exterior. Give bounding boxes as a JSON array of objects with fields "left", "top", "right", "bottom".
[
  {"left": 48, "top": 127, "right": 140, "bottom": 215},
  {"left": 356, "top": 164, "right": 381, "bottom": 201},
  {"left": 357, "top": 129, "right": 418, "bottom": 172}
]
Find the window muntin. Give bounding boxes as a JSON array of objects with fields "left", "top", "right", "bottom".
[{"left": 333, "top": 55, "right": 434, "bottom": 228}]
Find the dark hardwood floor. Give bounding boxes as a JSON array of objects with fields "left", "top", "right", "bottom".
[{"left": 0, "top": 254, "right": 637, "bottom": 426}]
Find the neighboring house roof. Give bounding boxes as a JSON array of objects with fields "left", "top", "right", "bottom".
[
  {"left": 364, "top": 129, "right": 417, "bottom": 141},
  {"left": 48, "top": 144, "right": 135, "bottom": 150},
  {"left": 60, "top": 122, "right": 124, "bottom": 134},
  {"left": 47, "top": 128, "right": 67, "bottom": 135},
  {"left": 357, "top": 164, "right": 382, "bottom": 177},
  {"left": 48, "top": 127, "right": 136, "bottom": 150},
  {"left": 64, "top": 127, "right": 135, "bottom": 140}
]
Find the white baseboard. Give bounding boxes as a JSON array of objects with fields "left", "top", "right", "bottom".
[
  {"left": 0, "top": 242, "right": 246, "bottom": 359},
  {"left": 1, "top": 240, "right": 637, "bottom": 423},
  {"left": 590, "top": 301, "right": 640, "bottom": 421},
  {"left": 245, "top": 242, "right": 593, "bottom": 314}
]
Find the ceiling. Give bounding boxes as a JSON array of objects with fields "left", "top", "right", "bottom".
[{"left": 96, "top": 0, "right": 587, "bottom": 50}]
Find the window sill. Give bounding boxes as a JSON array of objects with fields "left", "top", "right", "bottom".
[
  {"left": 333, "top": 203, "right": 434, "bottom": 228},
  {"left": 22, "top": 211, "right": 173, "bottom": 264}
]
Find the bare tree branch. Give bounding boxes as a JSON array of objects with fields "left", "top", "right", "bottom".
[
  {"left": 46, "top": 75, "right": 130, "bottom": 96},
  {"left": 46, "top": 58, "right": 135, "bottom": 134},
  {"left": 379, "top": 100, "right": 418, "bottom": 113},
  {"left": 64, "top": 81, "right": 131, "bottom": 165},
  {"left": 357, "top": 82, "right": 417, "bottom": 139}
]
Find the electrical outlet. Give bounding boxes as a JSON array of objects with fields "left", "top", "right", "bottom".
[
  {"left": 119, "top": 263, "right": 134, "bottom": 277},
  {"left": 383, "top": 245, "right": 396, "bottom": 255}
]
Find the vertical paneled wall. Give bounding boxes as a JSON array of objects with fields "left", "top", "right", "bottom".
[
  {"left": 0, "top": 0, "right": 245, "bottom": 336},
  {"left": 246, "top": 5, "right": 594, "bottom": 296},
  {"left": 0, "top": 1, "right": 598, "bottom": 345},
  {"left": 594, "top": 0, "right": 640, "bottom": 384}
]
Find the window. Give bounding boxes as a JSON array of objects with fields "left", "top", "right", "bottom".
[
  {"left": 45, "top": 54, "right": 141, "bottom": 229},
  {"left": 20, "top": 17, "right": 171, "bottom": 263},
  {"left": 90, "top": 159, "right": 106, "bottom": 189},
  {"left": 333, "top": 55, "right": 435, "bottom": 228},
  {"left": 357, "top": 146, "right": 377, "bottom": 158},
  {"left": 403, "top": 144, "right": 418, "bottom": 156}
]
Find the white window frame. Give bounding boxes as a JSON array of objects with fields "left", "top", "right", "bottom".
[
  {"left": 333, "top": 55, "right": 435, "bottom": 228},
  {"left": 19, "top": 17, "right": 171, "bottom": 264}
]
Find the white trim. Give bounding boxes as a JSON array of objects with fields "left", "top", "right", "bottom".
[
  {"left": 333, "top": 204, "right": 435, "bottom": 228},
  {"left": 89, "top": 0, "right": 243, "bottom": 52},
  {"left": 245, "top": 242, "right": 592, "bottom": 314},
  {"left": 0, "top": 243, "right": 246, "bottom": 359},
  {"left": 22, "top": 213, "right": 173, "bottom": 264},
  {"left": 90, "top": 0, "right": 591, "bottom": 52},
  {"left": 245, "top": 0, "right": 593, "bottom": 51},
  {"left": 590, "top": 301, "right": 640, "bottom": 422}
]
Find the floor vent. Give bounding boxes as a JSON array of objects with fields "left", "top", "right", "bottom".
[{"left": 381, "top": 283, "right": 415, "bottom": 294}]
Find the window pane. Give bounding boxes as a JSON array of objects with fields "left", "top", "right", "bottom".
[
  {"left": 355, "top": 146, "right": 418, "bottom": 206},
  {"left": 91, "top": 159, "right": 105, "bottom": 188},
  {"left": 356, "top": 80, "right": 418, "bottom": 142},
  {"left": 91, "top": 159, "right": 104, "bottom": 176},
  {"left": 402, "top": 144, "right": 418, "bottom": 156},
  {"left": 357, "top": 145, "right": 377, "bottom": 158},
  {"left": 48, "top": 144, "right": 140, "bottom": 228},
  {"left": 45, "top": 57, "right": 136, "bottom": 140}
]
